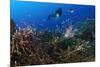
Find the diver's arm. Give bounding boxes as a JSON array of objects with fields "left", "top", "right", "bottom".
[{"left": 48, "top": 14, "right": 55, "bottom": 20}]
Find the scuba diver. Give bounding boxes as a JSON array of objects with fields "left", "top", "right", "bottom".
[
  {"left": 67, "top": 9, "right": 75, "bottom": 13},
  {"left": 48, "top": 8, "right": 62, "bottom": 20}
]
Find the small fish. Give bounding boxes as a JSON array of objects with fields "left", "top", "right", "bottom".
[
  {"left": 68, "top": 9, "right": 75, "bottom": 13},
  {"left": 48, "top": 8, "right": 62, "bottom": 20}
]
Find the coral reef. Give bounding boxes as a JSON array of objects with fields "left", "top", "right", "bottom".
[{"left": 10, "top": 19, "right": 95, "bottom": 67}]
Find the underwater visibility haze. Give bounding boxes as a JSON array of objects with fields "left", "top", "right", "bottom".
[
  {"left": 10, "top": 0, "right": 95, "bottom": 66},
  {"left": 11, "top": 0, "right": 95, "bottom": 31}
]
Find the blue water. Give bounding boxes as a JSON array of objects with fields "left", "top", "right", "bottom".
[{"left": 11, "top": 0, "right": 95, "bottom": 32}]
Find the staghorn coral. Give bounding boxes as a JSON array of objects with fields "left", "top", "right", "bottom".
[{"left": 11, "top": 20, "right": 95, "bottom": 67}]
